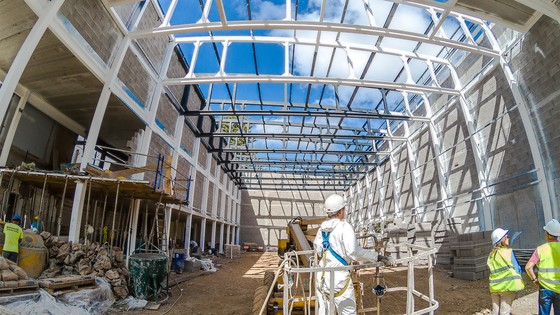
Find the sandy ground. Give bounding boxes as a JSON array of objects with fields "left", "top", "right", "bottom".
[{"left": 120, "top": 252, "right": 539, "bottom": 315}]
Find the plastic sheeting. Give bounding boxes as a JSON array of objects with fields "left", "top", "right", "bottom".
[
  {"left": 186, "top": 257, "right": 216, "bottom": 272},
  {"left": 0, "top": 278, "right": 114, "bottom": 315},
  {"left": 111, "top": 296, "right": 148, "bottom": 311}
]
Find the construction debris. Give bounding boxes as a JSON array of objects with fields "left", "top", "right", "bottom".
[{"left": 39, "top": 232, "right": 129, "bottom": 299}]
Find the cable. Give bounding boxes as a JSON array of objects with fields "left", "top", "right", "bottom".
[{"left": 161, "top": 278, "right": 184, "bottom": 315}]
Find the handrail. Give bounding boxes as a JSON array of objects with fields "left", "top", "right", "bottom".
[{"left": 271, "top": 243, "right": 438, "bottom": 315}]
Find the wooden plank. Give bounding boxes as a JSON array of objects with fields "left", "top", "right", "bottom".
[{"left": 104, "top": 164, "right": 157, "bottom": 179}]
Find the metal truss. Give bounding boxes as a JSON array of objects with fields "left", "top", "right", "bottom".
[
  {"left": 121, "top": 0, "right": 510, "bottom": 193},
  {"left": 6, "top": 0, "right": 544, "bottom": 200}
]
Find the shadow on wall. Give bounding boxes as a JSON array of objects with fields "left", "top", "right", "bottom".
[{"left": 239, "top": 189, "right": 328, "bottom": 248}]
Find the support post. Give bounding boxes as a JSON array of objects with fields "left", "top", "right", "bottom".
[
  {"left": 68, "top": 182, "right": 87, "bottom": 242},
  {"left": 219, "top": 222, "right": 224, "bottom": 254}
]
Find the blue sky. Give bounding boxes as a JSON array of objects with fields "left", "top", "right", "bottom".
[{"left": 155, "top": 0, "right": 468, "bottom": 160}]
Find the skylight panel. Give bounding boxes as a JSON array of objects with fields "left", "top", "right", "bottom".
[
  {"left": 365, "top": 54, "right": 405, "bottom": 82},
  {"left": 388, "top": 4, "right": 432, "bottom": 34}
]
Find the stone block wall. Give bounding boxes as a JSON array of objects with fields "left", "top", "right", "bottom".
[
  {"left": 60, "top": 0, "right": 121, "bottom": 64},
  {"left": 239, "top": 187, "right": 328, "bottom": 247}
]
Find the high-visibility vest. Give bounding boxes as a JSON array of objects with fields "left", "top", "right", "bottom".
[
  {"left": 487, "top": 247, "right": 525, "bottom": 293},
  {"left": 537, "top": 242, "right": 560, "bottom": 292}
]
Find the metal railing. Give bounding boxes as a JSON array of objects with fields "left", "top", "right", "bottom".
[{"left": 260, "top": 244, "right": 439, "bottom": 315}]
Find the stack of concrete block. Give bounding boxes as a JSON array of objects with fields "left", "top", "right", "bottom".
[
  {"left": 383, "top": 220, "right": 415, "bottom": 260},
  {"left": 433, "top": 218, "right": 462, "bottom": 270},
  {"left": 450, "top": 230, "right": 492, "bottom": 280},
  {"left": 225, "top": 245, "right": 241, "bottom": 258}
]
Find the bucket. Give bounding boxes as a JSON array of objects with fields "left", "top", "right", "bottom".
[
  {"left": 128, "top": 253, "right": 168, "bottom": 300},
  {"left": 172, "top": 252, "right": 185, "bottom": 273}
]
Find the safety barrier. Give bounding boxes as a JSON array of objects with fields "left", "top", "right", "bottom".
[{"left": 258, "top": 244, "right": 438, "bottom": 315}]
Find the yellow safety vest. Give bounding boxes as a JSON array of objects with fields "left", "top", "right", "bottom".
[
  {"left": 487, "top": 247, "right": 525, "bottom": 293},
  {"left": 537, "top": 242, "right": 560, "bottom": 292}
]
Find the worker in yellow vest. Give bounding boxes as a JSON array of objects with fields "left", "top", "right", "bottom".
[
  {"left": 487, "top": 228, "right": 525, "bottom": 315},
  {"left": 2, "top": 214, "right": 23, "bottom": 263},
  {"left": 526, "top": 219, "right": 560, "bottom": 315}
]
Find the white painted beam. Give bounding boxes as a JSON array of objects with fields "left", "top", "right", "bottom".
[
  {"left": 130, "top": 20, "right": 499, "bottom": 57},
  {"left": 164, "top": 75, "right": 460, "bottom": 95},
  {"left": 0, "top": 0, "right": 66, "bottom": 136}
]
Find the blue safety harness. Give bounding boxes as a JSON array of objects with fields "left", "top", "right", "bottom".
[
  {"left": 319, "top": 230, "right": 351, "bottom": 299},
  {"left": 321, "top": 231, "right": 348, "bottom": 266}
]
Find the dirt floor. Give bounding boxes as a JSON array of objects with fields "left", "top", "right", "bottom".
[{"left": 121, "top": 252, "right": 539, "bottom": 315}]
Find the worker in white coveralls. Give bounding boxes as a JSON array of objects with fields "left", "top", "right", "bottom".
[{"left": 313, "top": 194, "right": 396, "bottom": 315}]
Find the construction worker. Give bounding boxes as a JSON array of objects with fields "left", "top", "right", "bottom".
[
  {"left": 2, "top": 214, "right": 23, "bottom": 263},
  {"left": 526, "top": 219, "right": 560, "bottom": 315},
  {"left": 487, "top": 228, "right": 524, "bottom": 315},
  {"left": 313, "top": 194, "right": 396, "bottom": 315},
  {"left": 30, "top": 215, "right": 43, "bottom": 233}
]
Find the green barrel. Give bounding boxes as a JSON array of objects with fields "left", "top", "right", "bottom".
[{"left": 128, "top": 253, "right": 168, "bottom": 300}]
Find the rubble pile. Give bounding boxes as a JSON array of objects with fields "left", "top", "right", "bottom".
[{"left": 38, "top": 231, "right": 129, "bottom": 298}]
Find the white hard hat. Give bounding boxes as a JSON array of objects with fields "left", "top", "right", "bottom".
[
  {"left": 491, "top": 228, "right": 509, "bottom": 247},
  {"left": 544, "top": 219, "right": 560, "bottom": 237},
  {"left": 324, "top": 194, "right": 346, "bottom": 214}
]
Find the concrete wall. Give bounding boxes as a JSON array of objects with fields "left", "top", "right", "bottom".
[
  {"left": 240, "top": 188, "right": 328, "bottom": 247},
  {"left": 341, "top": 15, "right": 560, "bottom": 249}
]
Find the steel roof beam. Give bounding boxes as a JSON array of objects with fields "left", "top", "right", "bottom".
[
  {"left": 165, "top": 75, "right": 460, "bottom": 95},
  {"left": 240, "top": 183, "right": 349, "bottom": 187},
  {"left": 198, "top": 132, "right": 397, "bottom": 139},
  {"left": 209, "top": 118, "right": 388, "bottom": 133},
  {"left": 210, "top": 148, "right": 390, "bottom": 155},
  {"left": 222, "top": 160, "right": 377, "bottom": 166},
  {"left": 240, "top": 187, "right": 344, "bottom": 191},
  {"left": 174, "top": 36, "right": 453, "bottom": 65},
  {"left": 130, "top": 21, "right": 499, "bottom": 57},
  {"left": 228, "top": 169, "right": 367, "bottom": 174},
  {"left": 188, "top": 109, "right": 430, "bottom": 122}
]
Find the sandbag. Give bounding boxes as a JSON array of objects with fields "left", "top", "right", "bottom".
[{"left": 1, "top": 269, "right": 18, "bottom": 281}]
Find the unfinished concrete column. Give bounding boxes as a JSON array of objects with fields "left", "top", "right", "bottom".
[
  {"left": 127, "top": 199, "right": 142, "bottom": 263},
  {"left": 68, "top": 181, "right": 87, "bottom": 242},
  {"left": 226, "top": 224, "right": 231, "bottom": 246},
  {"left": 235, "top": 225, "right": 240, "bottom": 245},
  {"left": 184, "top": 213, "right": 193, "bottom": 256},
  {"left": 200, "top": 217, "right": 206, "bottom": 252},
  {"left": 210, "top": 220, "right": 217, "bottom": 251},
  {"left": 219, "top": 222, "right": 224, "bottom": 254},
  {"left": 164, "top": 206, "right": 172, "bottom": 252}
]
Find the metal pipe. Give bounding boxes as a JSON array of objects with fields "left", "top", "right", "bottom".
[
  {"left": 116, "top": 200, "right": 125, "bottom": 247},
  {"left": 84, "top": 179, "right": 92, "bottom": 244},
  {"left": 57, "top": 176, "right": 68, "bottom": 237},
  {"left": 428, "top": 253, "right": 435, "bottom": 315},
  {"left": 91, "top": 200, "right": 98, "bottom": 242},
  {"left": 110, "top": 181, "right": 121, "bottom": 256},
  {"left": 38, "top": 175, "right": 48, "bottom": 220},
  {"left": 122, "top": 199, "right": 134, "bottom": 250},
  {"left": 99, "top": 192, "right": 108, "bottom": 243},
  {"left": 406, "top": 247, "right": 414, "bottom": 314}
]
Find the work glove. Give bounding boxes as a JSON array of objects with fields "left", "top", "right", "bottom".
[{"left": 378, "top": 255, "right": 397, "bottom": 267}]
